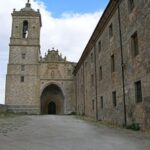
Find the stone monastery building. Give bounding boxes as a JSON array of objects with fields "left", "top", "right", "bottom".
[{"left": 5, "top": 0, "right": 150, "bottom": 129}]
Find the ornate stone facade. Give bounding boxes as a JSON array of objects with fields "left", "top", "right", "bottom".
[{"left": 5, "top": 1, "right": 76, "bottom": 114}]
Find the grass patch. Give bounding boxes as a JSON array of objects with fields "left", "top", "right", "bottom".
[{"left": 0, "top": 112, "right": 25, "bottom": 118}]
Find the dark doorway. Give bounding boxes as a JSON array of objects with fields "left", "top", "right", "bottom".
[{"left": 48, "top": 102, "right": 56, "bottom": 114}]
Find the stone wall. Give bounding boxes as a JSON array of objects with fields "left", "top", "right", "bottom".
[
  {"left": 0, "top": 105, "right": 7, "bottom": 113},
  {"left": 74, "top": 0, "right": 150, "bottom": 129}
]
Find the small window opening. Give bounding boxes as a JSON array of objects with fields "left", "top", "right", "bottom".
[
  {"left": 99, "top": 66, "right": 102, "bottom": 81},
  {"left": 92, "top": 99, "right": 94, "bottom": 110},
  {"left": 21, "top": 76, "right": 24, "bottom": 82},
  {"left": 131, "top": 32, "right": 139, "bottom": 57},
  {"left": 98, "top": 41, "right": 101, "bottom": 53},
  {"left": 111, "top": 54, "right": 115, "bottom": 73},
  {"left": 135, "top": 81, "right": 142, "bottom": 103},
  {"left": 91, "top": 74, "right": 94, "bottom": 86},
  {"left": 112, "top": 91, "right": 117, "bottom": 107},
  {"left": 101, "top": 96, "right": 103, "bottom": 109},
  {"left": 109, "top": 23, "right": 113, "bottom": 38},
  {"left": 23, "top": 20, "right": 28, "bottom": 38},
  {"left": 91, "top": 53, "right": 93, "bottom": 62}
]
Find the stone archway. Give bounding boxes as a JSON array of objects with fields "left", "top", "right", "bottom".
[{"left": 40, "top": 84, "right": 64, "bottom": 114}]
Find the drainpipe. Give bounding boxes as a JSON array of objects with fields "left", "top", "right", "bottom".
[
  {"left": 94, "top": 43, "right": 98, "bottom": 120},
  {"left": 117, "top": 1, "right": 127, "bottom": 126}
]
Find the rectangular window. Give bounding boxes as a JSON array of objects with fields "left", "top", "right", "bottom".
[
  {"left": 135, "top": 81, "right": 142, "bottom": 103},
  {"left": 112, "top": 91, "right": 117, "bottom": 107},
  {"left": 101, "top": 96, "right": 103, "bottom": 109},
  {"left": 85, "top": 62, "right": 87, "bottom": 68},
  {"left": 91, "top": 53, "right": 93, "bottom": 62},
  {"left": 111, "top": 54, "right": 115, "bottom": 73},
  {"left": 109, "top": 23, "right": 113, "bottom": 38},
  {"left": 22, "top": 53, "right": 26, "bottom": 59},
  {"left": 98, "top": 41, "right": 101, "bottom": 53},
  {"left": 21, "top": 65, "right": 25, "bottom": 71},
  {"left": 92, "top": 99, "right": 94, "bottom": 110},
  {"left": 128, "top": 0, "right": 134, "bottom": 13},
  {"left": 20, "top": 76, "right": 24, "bottom": 82},
  {"left": 131, "top": 32, "right": 139, "bottom": 57},
  {"left": 99, "top": 66, "right": 102, "bottom": 81},
  {"left": 91, "top": 74, "right": 94, "bottom": 86}
]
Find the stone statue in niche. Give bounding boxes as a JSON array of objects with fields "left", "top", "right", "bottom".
[{"left": 51, "top": 70, "right": 54, "bottom": 78}]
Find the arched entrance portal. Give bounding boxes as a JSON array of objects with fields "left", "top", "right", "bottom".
[{"left": 41, "top": 84, "right": 64, "bottom": 114}]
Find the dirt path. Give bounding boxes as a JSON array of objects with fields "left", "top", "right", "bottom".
[{"left": 0, "top": 115, "right": 150, "bottom": 150}]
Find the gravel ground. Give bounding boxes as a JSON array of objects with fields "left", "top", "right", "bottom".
[{"left": 0, "top": 115, "right": 150, "bottom": 150}]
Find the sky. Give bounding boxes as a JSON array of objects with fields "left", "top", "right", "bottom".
[{"left": 0, "top": 0, "right": 109, "bottom": 104}]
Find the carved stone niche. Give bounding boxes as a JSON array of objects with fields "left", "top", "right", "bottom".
[{"left": 51, "top": 70, "right": 55, "bottom": 78}]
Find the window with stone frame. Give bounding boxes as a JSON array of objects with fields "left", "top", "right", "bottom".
[
  {"left": 111, "top": 54, "right": 115, "bottom": 73},
  {"left": 131, "top": 32, "right": 139, "bottom": 57},
  {"left": 20, "top": 76, "right": 24, "bottom": 82},
  {"left": 109, "top": 23, "right": 113, "bottom": 38},
  {"left": 112, "top": 91, "right": 117, "bottom": 107},
  {"left": 135, "top": 81, "right": 142, "bottom": 103},
  {"left": 101, "top": 96, "right": 103, "bottom": 109},
  {"left": 99, "top": 66, "right": 102, "bottom": 81},
  {"left": 128, "top": 0, "right": 135, "bottom": 13}
]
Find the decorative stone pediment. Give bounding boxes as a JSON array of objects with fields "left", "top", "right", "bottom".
[{"left": 42, "top": 48, "right": 67, "bottom": 62}]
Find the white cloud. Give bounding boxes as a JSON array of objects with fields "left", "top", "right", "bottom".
[{"left": 0, "top": 0, "right": 102, "bottom": 104}]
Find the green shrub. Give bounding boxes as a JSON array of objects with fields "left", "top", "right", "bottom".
[{"left": 126, "top": 123, "right": 140, "bottom": 131}]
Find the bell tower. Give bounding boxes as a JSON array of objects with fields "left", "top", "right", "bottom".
[{"left": 5, "top": 0, "right": 42, "bottom": 114}]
